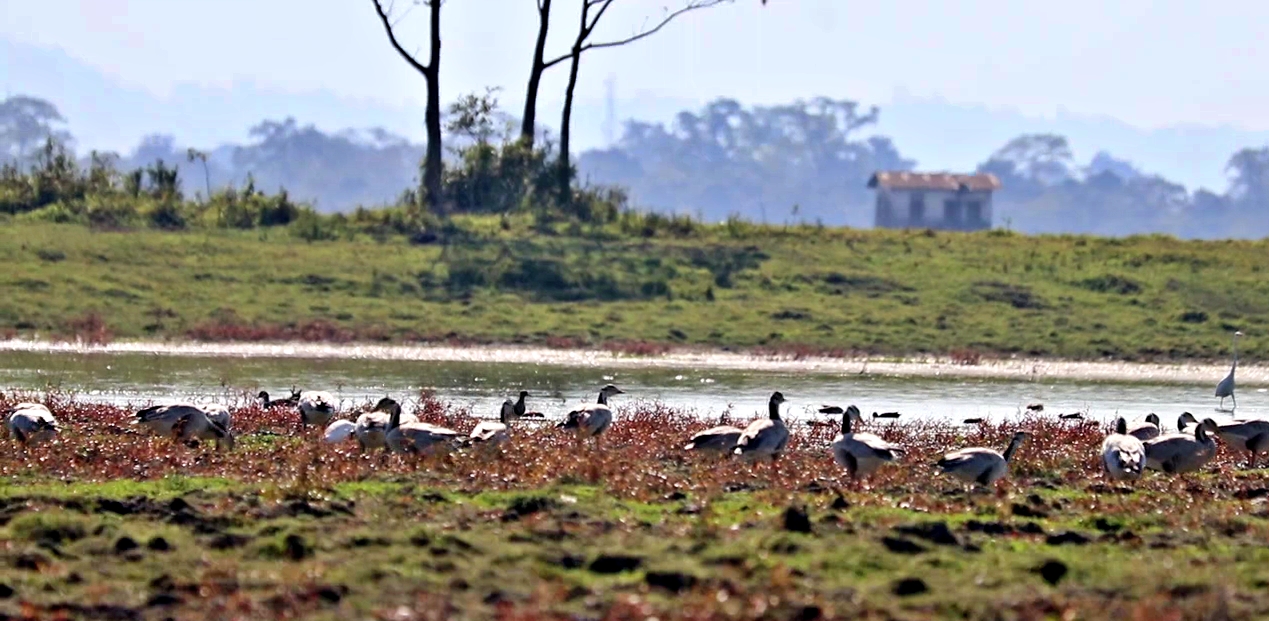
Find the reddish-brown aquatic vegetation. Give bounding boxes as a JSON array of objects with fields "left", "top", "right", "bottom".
[{"left": 3, "top": 391, "right": 1267, "bottom": 520}]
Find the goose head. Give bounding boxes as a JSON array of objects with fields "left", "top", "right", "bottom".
[
  {"left": 372, "top": 397, "right": 402, "bottom": 417},
  {"left": 519, "top": 390, "right": 531, "bottom": 399},
  {"left": 1114, "top": 417, "right": 1128, "bottom": 435},
  {"left": 1196, "top": 418, "right": 1220, "bottom": 440},
  {"left": 1144, "top": 413, "right": 1160, "bottom": 427},
  {"left": 1178, "top": 411, "right": 1199, "bottom": 431},
  {"left": 256, "top": 391, "right": 270, "bottom": 405},
  {"left": 597, "top": 384, "right": 624, "bottom": 404}
]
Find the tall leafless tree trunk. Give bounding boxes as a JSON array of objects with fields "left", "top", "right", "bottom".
[
  {"left": 374, "top": 0, "right": 444, "bottom": 213},
  {"left": 520, "top": 0, "right": 553, "bottom": 146},
  {"left": 550, "top": 0, "right": 732, "bottom": 189}
]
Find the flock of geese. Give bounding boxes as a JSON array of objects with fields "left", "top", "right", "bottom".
[{"left": 4, "top": 371, "right": 1265, "bottom": 488}]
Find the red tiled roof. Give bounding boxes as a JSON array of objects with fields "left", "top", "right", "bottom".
[{"left": 867, "top": 171, "right": 1002, "bottom": 192}]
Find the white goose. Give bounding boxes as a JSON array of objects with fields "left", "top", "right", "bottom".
[
  {"left": 1143, "top": 418, "right": 1219, "bottom": 474},
  {"left": 1101, "top": 417, "right": 1146, "bottom": 481},
  {"left": 826, "top": 404, "right": 904, "bottom": 479},
  {"left": 935, "top": 431, "right": 1030, "bottom": 488},
  {"left": 733, "top": 391, "right": 790, "bottom": 462},
  {"left": 4, "top": 403, "right": 60, "bottom": 446},
  {"left": 383, "top": 397, "right": 461, "bottom": 455},
  {"left": 298, "top": 390, "right": 337, "bottom": 427},
  {"left": 558, "top": 385, "right": 624, "bottom": 441}
]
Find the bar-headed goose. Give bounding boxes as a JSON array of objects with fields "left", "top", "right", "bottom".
[
  {"left": 1102, "top": 417, "right": 1146, "bottom": 481},
  {"left": 558, "top": 385, "right": 623, "bottom": 440},
  {"left": 828, "top": 405, "right": 904, "bottom": 479},
  {"left": 935, "top": 431, "right": 1030, "bottom": 487},
  {"left": 383, "top": 397, "right": 460, "bottom": 455},
  {"left": 352, "top": 397, "right": 416, "bottom": 451},
  {"left": 733, "top": 392, "right": 789, "bottom": 462},
  {"left": 297, "top": 390, "right": 337, "bottom": 427},
  {"left": 1125, "top": 413, "right": 1162, "bottom": 442},
  {"left": 134, "top": 404, "right": 234, "bottom": 451},
  {"left": 684, "top": 412, "right": 744, "bottom": 454},
  {"left": 1208, "top": 418, "right": 1269, "bottom": 468},
  {"left": 4, "top": 403, "right": 60, "bottom": 446},
  {"left": 1143, "top": 418, "right": 1219, "bottom": 473}
]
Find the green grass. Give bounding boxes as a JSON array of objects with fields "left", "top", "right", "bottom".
[
  {"left": 3, "top": 478, "right": 1268, "bottom": 620},
  {"left": 2, "top": 220, "right": 1266, "bottom": 360}
]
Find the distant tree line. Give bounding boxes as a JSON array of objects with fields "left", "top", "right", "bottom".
[{"left": 4, "top": 89, "right": 1268, "bottom": 239}]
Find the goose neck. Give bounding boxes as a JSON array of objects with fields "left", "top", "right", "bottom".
[
  {"left": 1002, "top": 437, "right": 1024, "bottom": 462},
  {"left": 840, "top": 411, "right": 852, "bottom": 435},
  {"left": 768, "top": 400, "right": 781, "bottom": 421}
]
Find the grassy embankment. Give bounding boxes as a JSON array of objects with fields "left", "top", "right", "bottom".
[
  {"left": 1, "top": 220, "right": 1266, "bottom": 361},
  {"left": 3, "top": 394, "right": 1269, "bottom": 619}
]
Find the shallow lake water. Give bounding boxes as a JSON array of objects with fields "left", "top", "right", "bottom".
[{"left": 1, "top": 349, "right": 1263, "bottom": 428}]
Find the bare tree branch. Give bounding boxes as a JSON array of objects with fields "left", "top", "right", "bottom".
[
  {"left": 542, "top": 0, "right": 729, "bottom": 67},
  {"left": 372, "top": 0, "right": 432, "bottom": 77}
]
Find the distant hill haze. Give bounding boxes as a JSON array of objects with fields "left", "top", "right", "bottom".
[{"left": 4, "top": 39, "right": 1268, "bottom": 237}]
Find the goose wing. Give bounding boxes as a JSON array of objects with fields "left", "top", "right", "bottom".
[
  {"left": 323, "top": 419, "right": 357, "bottom": 443},
  {"left": 470, "top": 420, "right": 509, "bottom": 443},
  {"left": 1143, "top": 433, "right": 1212, "bottom": 472},
  {"left": 836, "top": 432, "right": 903, "bottom": 460},
  {"left": 733, "top": 419, "right": 787, "bottom": 456},
  {"left": 936, "top": 447, "right": 1002, "bottom": 475},
  {"left": 685, "top": 425, "right": 743, "bottom": 451},
  {"left": 1125, "top": 421, "right": 1160, "bottom": 441}
]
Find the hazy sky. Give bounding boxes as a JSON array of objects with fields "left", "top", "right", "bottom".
[{"left": 3, "top": 0, "right": 1269, "bottom": 189}]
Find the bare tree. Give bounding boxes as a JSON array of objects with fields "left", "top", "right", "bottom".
[
  {"left": 550, "top": 1, "right": 732, "bottom": 186},
  {"left": 520, "top": 0, "right": 554, "bottom": 146},
  {"left": 373, "top": 0, "right": 444, "bottom": 213}
]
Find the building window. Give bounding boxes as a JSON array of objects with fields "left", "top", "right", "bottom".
[
  {"left": 944, "top": 199, "right": 963, "bottom": 224},
  {"left": 966, "top": 201, "right": 983, "bottom": 224},
  {"left": 908, "top": 193, "right": 925, "bottom": 222}
]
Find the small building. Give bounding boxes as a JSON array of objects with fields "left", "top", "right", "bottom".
[{"left": 867, "top": 171, "right": 1001, "bottom": 231}]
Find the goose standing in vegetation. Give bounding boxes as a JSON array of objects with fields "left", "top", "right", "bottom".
[
  {"left": 828, "top": 405, "right": 904, "bottom": 481},
  {"left": 470, "top": 403, "right": 514, "bottom": 447},
  {"left": 1143, "top": 418, "right": 1219, "bottom": 473},
  {"left": 1101, "top": 417, "right": 1146, "bottom": 481},
  {"left": 733, "top": 392, "right": 789, "bottom": 462},
  {"left": 1206, "top": 418, "right": 1269, "bottom": 468},
  {"left": 133, "top": 403, "right": 234, "bottom": 451},
  {"left": 1216, "top": 331, "right": 1243, "bottom": 411},
  {"left": 354, "top": 397, "right": 417, "bottom": 451},
  {"left": 258, "top": 389, "right": 300, "bottom": 409},
  {"left": 383, "top": 397, "right": 460, "bottom": 455},
  {"left": 298, "top": 390, "right": 337, "bottom": 427},
  {"left": 1124, "top": 413, "right": 1162, "bottom": 442},
  {"left": 683, "top": 412, "right": 744, "bottom": 454},
  {"left": 3, "top": 403, "right": 60, "bottom": 446},
  {"left": 502, "top": 391, "right": 532, "bottom": 421},
  {"left": 558, "top": 385, "right": 624, "bottom": 443},
  {"left": 935, "top": 432, "right": 1030, "bottom": 488}
]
